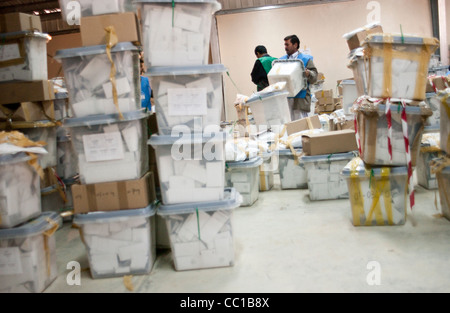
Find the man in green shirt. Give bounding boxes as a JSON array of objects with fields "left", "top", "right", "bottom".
[{"left": 251, "top": 45, "right": 277, "bottom": 91}]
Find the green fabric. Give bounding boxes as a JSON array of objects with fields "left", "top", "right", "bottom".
[{"left": 258, "top": 55, "right": 277, "bottom": 74}]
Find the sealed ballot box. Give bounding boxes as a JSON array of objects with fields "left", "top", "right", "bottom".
[
  {"left": 362, "top": 34, "right": 439, "bottom": 101},
  {"left": 157, "top": 188, "right": 241, "bottom": 271},
  {"left": 0, "top": 212, "right": 61, "bottom": 293},
  {"left": 268, "top": 59, "right": 307, "bottom": 97},
  {"left": 225, "top": 157, "right": 263, "bottom": 207},
  {"left": 417, "top": 133, "right": 443, "bottom": 190},
  {"left": 341, "top": 158, "right": 409, "bottom": 226},
  {"left": 63, "top": 111, "right": 149, "bottom": 185},
  {"left": 0, "top": 120, "right": 58, "bottom": 170},
  {"left": 148, "top": 132, "right": 226, "bottom": 205},
  {"left": 148, "top": 64, "right": 226, "bottom": 135},
  {"left": 55, "top": 43, "right": 141, "bottom": 118},
  {"left": 0, "top": 152, "right": 42, "bottom": 229},
  {"left": 277, "top": 149, "right": 308, "bottom": 190},
  {"left": 355, "top": 98, "right": 432, "bottom": 167},
  {"left": 246, "top": 91, "right": 291, "bottom": 128},
  {"left": 347, "top": 48, "right": 368, "bottom": 97},
  {"left": 59, "top": 0, "right": 136, "bottom": 23},
  {"left": 0, "top": 31, "right": 49, "bottom": 83},
  {"left": 302, "top": 152, "right": 355, "bottom": 201},
  {"left": 424, "top": 92, "right": 441, "bottom": 130},
  {"left": 136, "top": 0, "right": 221, "bottom": 67},
  {"left": 73, "top": 205, "right": 156, "bottom": 279}
]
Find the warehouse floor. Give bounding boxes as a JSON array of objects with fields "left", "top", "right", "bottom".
[{"left": 44, "top": 173, "right": 450, "bottom": 293}]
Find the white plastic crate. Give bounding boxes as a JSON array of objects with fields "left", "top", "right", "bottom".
[
  {"left": 136, "top": 0, "right": 221, "bottom": 67},
  {"left": 362, "top": 34, "right": 439, "bottom": 100},
  {"left": 246, "top": 91, "right": 291, "bottom": 128},
  {"left": 157, "top": 188, "right": 240, "bottom": 271},
  {"left": 0, "top": 31, "right": 49, "bottom": 82},
  {"left": 59, "top": 0, "right": 135, "bottom": 23},
  {"left": 436, "top": 165, "right": 450, "bottom": 221},
  {"left": 225, "top": 157, "right": 263, "bottom": 207},
  {"left": 63, "top": 111, "right": 149, "bottom": 185},
  {"left": 73, "top": 205, "right": 156, "bottom": 279},
  {"left": 148, "top": 64, "right": 226, "bottom": 135},
  {"left": 268, "top": 60, "right": 307, "bottom": 97},
  {"left": 341, "top": 158, "right": 408, "bottom": 226},
  {"left": 340, "top": 79, "right": 358, "bottom": 114},
  {"left": 0, "top": 212, "right": 61, "bottom": 293},
  {"left": 148, "top": 132, "right": 226, "bottom": 205},
  {"left": 277, "top": 149, "right": 308, "bottom": 190},
  {"left": 55, "top": 43, "right": 141, "bottom": 118},
  {"left": 0, "top": 153, "right": 42, "bottom": 229},
  {"left": 302, "top": 152, "right": 355, "bottom": 201},
  {"left": 355, "top": 100, "right": 432, "bottom": 167},
  {"left": 347, "top": 48, "right": 368, "bottom": 97}
]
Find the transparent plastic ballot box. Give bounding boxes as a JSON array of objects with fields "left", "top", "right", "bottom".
[
  {"left": 63, "top": 110, "right": 149, "bottom": 185},
  {"left": 136, "top": 0, "right": 221, "bottom": 67},
  {"left": 268, "top": 59, "right": 307, "bottom": 97},
  {"left": 0, "top": 212, "right": 61, "bottom": 293},
  {"left": 277, "top": 149, "right": 308, "bottom": 190},
  {"left": 246, "top": 91, "right": 291, "bottom": 128},
  {"left": 157, "top": 188, "right": 241, "bottom": 271},
  {"left": 55, "top": 42, "right": 141, "bottom": 118},
  {"left": 73, "top": 204, "right": 156, "bottom": 279}
]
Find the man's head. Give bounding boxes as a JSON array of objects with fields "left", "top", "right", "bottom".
[
  {"left": 255, "top": 45, "right": 268, "bottom": 58},
  {"left": 284, "top": 35, "right": 300, "bottom": 56}
]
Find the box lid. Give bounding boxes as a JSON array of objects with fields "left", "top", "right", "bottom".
[
  {"left": 55, "top": 42, "right": 139, "bottom": 60},
  {"left": 0, "top": 152, "right": 31, "bottom": 166},
  {"left": 226, "top": 156, "right": 263, "bottom": 168},
  {"left": 147, "top": 64, "right": 227, "bottom": 76},
  {"left": 364, "top": 34, "right": 439, "bottom": 47},
  {"left": 341, "top": 157, "right": 408, "bottom": 177},
  {"left": 148, "top": 131, "right": 227, "bottom": 146},
  {"left": 302, "top": 151, "right": 356, "bottom": 163},
  {"left": 0, "top": 30, "right": 49, "bottom": 41},
  {"left": 276, "top": 149, "right": 302, "bottom": 156},
  {"left": 64, "top": 110, "right": 148, "bottom": 128},
  {"left": 0, "top": 212, "right": 62, "bottom": 239},
  {"left": 73, "top": 204, "right": 156, "bottom": 225},
  {"left": 158, "top": 188, "right": 240, "bottom": 215},
  {"left": 357, "top": 103, "right": 432, "bottom": 116},
  {"left": 246, "top": 91, "right": 289, "bottom": 104},
  {"left": 340, "top": 80, "right": 356, "bottom": 86}
]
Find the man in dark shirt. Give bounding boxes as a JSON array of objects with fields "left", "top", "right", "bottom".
[{"left": 251, "top": 45, "right": 277, "bottom": 91}]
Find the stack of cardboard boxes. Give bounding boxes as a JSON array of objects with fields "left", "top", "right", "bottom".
[{"left": 314, "top": 89, "right": 341, "bottom": 114}]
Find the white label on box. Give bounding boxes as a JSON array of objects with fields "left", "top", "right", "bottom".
[
  {"left": 168, "top": 88, "right": 207, "bottom": 116},
  {"left": 0, "top": 247, "right": 22, "bottom": 275},
  {"left": 82, "top": 132, "right": 124, "bottom": 162},
  {"left": 0, "top": 44, "right": 21, "bottom": 62}
]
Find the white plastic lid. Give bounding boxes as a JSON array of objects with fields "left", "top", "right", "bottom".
[
  {"left": 341, "top": 157, "right": 408, "bottom": 176},
  {"left": 64, "top": 110, "right": 148, "bottom": 128},
  {"left": 158, "top": 188, "right": 240, "bottom": 216},
  {"left": 0, "top": 212, "right": 62, "bottom": 240},
  {"left": 226, "top": 157, "right": 263, "bottom": 168},
  {"left": 365, "top": 34, "right": 439, "bottom": 46},
  {"left": 246, "top": 91, "right": 290, "bottom": 104},
  {"left": 55, "top": 42, "right": 139, "bottom": 60},
  {"left": 147, "top": 64, "right": 227, "bottom": 77},
  {"left": 73, "top": 204, "right": 156, "bottom": 225},
  {"left": 302, "top": 152, "right": 356, "bottom": 163},
  {"left": 0, "top": 152, "right": 31, "bottom": 166},
  {"left": 276, "top": 149, "right": 302, "bottom": 156}
]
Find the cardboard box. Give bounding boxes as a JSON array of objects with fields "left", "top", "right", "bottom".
[
  {"left": 285, "top": 115, "right": 321, "bottom": 135},
  {"left": 315, "top": 89, "right": 333, "bottom": 99},
  {"left": 72, "top": 172, "right": 156, "bottom": 214},
  {"left": 346, "top": 25, "right": 383, "bottom": 51},
  {"left": 318, "top": 97, "right": 334, "bottom": 106},
  {"left": 336, "top": 120, "right": 355, "bottom": 131},
  {"left": 0, "top": 12, "right": 42, "bottom": 33},
  {"left": 0, "top": 101, "right": 55, "bottom": 122},
  {"left": 325, "top": 103, "right": 335, "bottom": 112},
  {"left": 80, "top": 12, "right": 142, "bottom": 47},
  {"left": 426, "top": 75, "right": 450, "bottom": 93},
  {"left": 335, "top": 104, "right": 343, "bottom": 110},
  {"left": 302, "top": 129, "right": 358, "bottom": 156},
  {"left": 0, "top": 81, "right": 55, "bottom": 105}
]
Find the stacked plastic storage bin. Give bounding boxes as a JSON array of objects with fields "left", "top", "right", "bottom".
[
  {"left": 347, "top": 33, "right": 439, "bottom": 226},
  {"left": 55, "top": 1, "right": 159, "bottom": 279}
]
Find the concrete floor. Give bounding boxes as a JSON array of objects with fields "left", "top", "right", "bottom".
[{"left": 44, "top": 174, "right": 450, "bottom": 293}]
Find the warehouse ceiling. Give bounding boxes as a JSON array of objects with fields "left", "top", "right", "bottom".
[{"left": 0, "top": 0, "right": 341, "bottom": 35}]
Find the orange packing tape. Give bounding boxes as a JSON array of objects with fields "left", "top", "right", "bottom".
[
  {"left": 105, "top": 26, "right": 124, "bottom": 120},
  {"left": 43, "top": 217, "right": 59, "bottom": 277},
  {"left": 382, "top": 43, "right": 393, "bottom": 99}
]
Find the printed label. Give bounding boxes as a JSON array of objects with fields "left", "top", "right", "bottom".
[
  {"left": 168, "top": 88, "right": 207, "bottom": 116},
  {"left": 82, "top": 132, "right": 124, "bottom": 162}
]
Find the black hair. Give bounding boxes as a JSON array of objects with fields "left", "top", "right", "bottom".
[
  {"left": 284, "top": 35, "right": 300, "bottom": 49},
  {"left": 255, "top": 45, "right": 268, "bottom": 55}
]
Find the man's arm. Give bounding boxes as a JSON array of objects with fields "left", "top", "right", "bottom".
[{"left": 305, "top": 59, "right": 318, "bottom": 85}]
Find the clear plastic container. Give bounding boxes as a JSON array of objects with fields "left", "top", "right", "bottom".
[
  {"left": 347, "top": 48, "right": 368, "bottom": 97},
  {"left": 302, "top": 152, "right": 355, "bottom": 201},
  {"left": 268, "top": 60, "right": 307, "bottom": 97},
  {"left": 73, "top": 205, "right": 156, "bottom": 279},
  {"left": 0, "top": 212, "right": 61, "bottom": 293},
  {"left": 277, "top": 149, "right": 308, "bottom": 190},
  {"left": 341, "top": 158, "right": 409, "bottom": 226},
  {"left": 355, "top": 101, "right": 432, "bottom": 167},
  {"left": 340, "top": 79, "right": 358, "bottom": 114},
  {"left": 246, "top": 91, "right": 291, "bottom": 128},
  {"left": 59, "top": 0, "right": 136, "bottom": 23},
  {"left": 56, "top": 127, "right": 78, "bottom": 180},
  {"left": 362, "top": 34, "right": 439, "bottom": 100},
  {"left": 148, "top": 132, "right": 226, "bottom": 205},
  {"left": 0, "top": 153, "right": 42, "bottom": 229},
  {"left": 436, "top": 166, "right": 450, "bottom": 221},
  {"left": 63, "top": 111, "right": 149, "bottom": 185},
  {"left": 55, "top": 43, "right": 141, "bottom": 118},
  {"left": 54, "top": 92, "right": 71, "bottom": 121},
  {"left": 225, "top": 157, "right": 263, "bottom": 207},
  {"left": 0, "top": 31, "right": 49, "bottom": 82},
  {"left": 136, "top": 0, "right": 221, "bottom": 67},
  {"left": 157, "top": 188, "right": 240, "bottom": 271},
  {"left": 417, "top": 139, "right": 443, "bottom": 190},
  {"left": 148, "top": 64, "right": 226, "bottom": 135}
]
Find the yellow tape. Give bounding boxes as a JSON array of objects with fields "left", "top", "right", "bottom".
[
  {"left": 105, "top": 26, "right": 123, "bottom": 120},
  {"left": 365, "top": 168, "right": 393, "bottom": 226},
  {"left": 382, "top": 43, "right": 393, "bottom": 99},
  {"left": 43, "top": 217, "right": 59, "bottom": 278},
  {"left": 259, "top": 171, "right": 267, "bottom": 191},
  {"left": 349, "top": 158, "right": 365, "bottom": 226}
]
